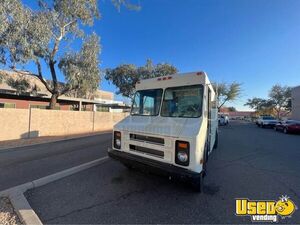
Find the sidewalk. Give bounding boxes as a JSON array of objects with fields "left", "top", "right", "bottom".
[{"left": 0, "top": 130, "right": 112, "bottom": 151}]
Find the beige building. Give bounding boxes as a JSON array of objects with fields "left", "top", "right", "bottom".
[
  {"left": 291, "top": 86, "right": 300, "bottom": 120},
  {"left": 93, "top": 90, "right": 129, "bottom": 112}
]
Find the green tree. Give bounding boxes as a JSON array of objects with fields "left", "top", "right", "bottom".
[
  {"left": 105, "top": 59, "right": 178, "bottom": 98},
  {"left": 0, "top": 0, "right": 136, "bottom": 109},
  {"left": 269, "top": 84, "right": 292, "bottom": 119},
  {"left": 59, "top": 34, "right": 100, "bottom": 99},
  {"left": 6, "top": 77, "right": 30, "bottom": 94},
  {"left": 213, "top": 82, "right": 242, "bottom": 110},
  {"left": 0, "top": 74, "right": 3, "bottom": 84},
  {"left": 244, "top": 85, "right": 292, "bottom": 118},
  {"left": 244, "top": 97, "right": 266, "bottom": 111},
  {"left": 244, "top": 97, "right": 274, "bottom": 114}
]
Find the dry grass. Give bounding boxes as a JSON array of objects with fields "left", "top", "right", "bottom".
[{"left": 0, "top": 197, "right": 22, "bottom": 225}]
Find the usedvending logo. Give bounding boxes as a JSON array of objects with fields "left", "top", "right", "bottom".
[{"left": 235, "top": 195, "right": 297, "bottom": 222}]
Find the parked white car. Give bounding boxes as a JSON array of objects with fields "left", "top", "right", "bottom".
[
  {"left": 108, "top": 71, "right": 218, "bottom": 192},
  {"left": 218, "top": 114, "right": 229, "bottom": 125},
  {"left": 256, "top": 116, "right": 278, "bottom": 128}
]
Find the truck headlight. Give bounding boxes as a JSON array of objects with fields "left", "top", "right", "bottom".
[
  {"left": 115, "top": 139, "right": 121, "bottom": 147},
  {"left": 175, "top": 141, "right": 189, "bottom": 166},
  {"left": 114, "top": 131, "right": 121, "bottom": 149},
  {"left": 177, "top": 152, "right": 188, "bottom": 162}
]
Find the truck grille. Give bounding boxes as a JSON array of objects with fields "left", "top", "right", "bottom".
[
  {"left": 130, "top": 134, "right": 164, "bottom": 145},
  {"left": 129, "top": 144, "right": 164, "bottom": 158}
]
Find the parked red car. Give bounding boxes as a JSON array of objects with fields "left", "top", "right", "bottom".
[{"left": 274, "top": 120, "right": 300, "bottom": 134}]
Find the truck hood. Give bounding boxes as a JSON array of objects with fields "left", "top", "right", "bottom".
[{"left": 114, "top": 116, "right": 202, "bottom": 138}]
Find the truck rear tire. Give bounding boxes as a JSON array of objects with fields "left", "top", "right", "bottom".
[
  {"left": 203, "top": 141, "right": 209, "bottom": 163},
  {"left": 213, "top": 131, "right": 218, "bottom": 149}
]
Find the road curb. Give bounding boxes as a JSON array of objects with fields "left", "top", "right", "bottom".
[
  {"left": 0, "top": 156, "right": 109, "bottom": 224},
  {"left": 10, "top": 192, "right": 43, "bottom": 225}
]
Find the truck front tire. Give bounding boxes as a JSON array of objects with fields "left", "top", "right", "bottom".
[
  {"left": 193, "top": 144, "right": 208, "bottom": 193},
  {"left": 192, "top": 173, "right": 204, "bottom": 193}
]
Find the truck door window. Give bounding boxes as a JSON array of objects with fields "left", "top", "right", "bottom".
[
  {"left": 131, "top": 89, "right": 163, "bottom": 116},
  {"left": 161, "top": 85, "right": 203, "bottom": 118}
]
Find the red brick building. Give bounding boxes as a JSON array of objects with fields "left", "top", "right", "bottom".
[
  {"left": 227, "top": 111, "right": 255, "bottom": 119},
  {"left": 0, "top": 93, "right": 96, "bottom": 111},
  {"left": 219, "top": 107, "right": 255, "bottom": 119},
  {"left": 0, "top": 70, "right": 116, "bottom": 111}
]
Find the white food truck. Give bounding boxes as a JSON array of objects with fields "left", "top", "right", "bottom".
[{"left": 108, "top": 71, "right": 218, "bottom": 192}]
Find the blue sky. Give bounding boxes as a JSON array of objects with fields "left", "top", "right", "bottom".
[{"left": 17, "top": 0, "right": 300, "bottom": 109}]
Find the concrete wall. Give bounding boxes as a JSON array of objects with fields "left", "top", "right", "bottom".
[
  {"left": 292, "top": 86, "right": 300, "bottom": 120},
  {"left": 0, "top": 108, "right": 128, "bottom": 141},
  {"left": 0, "top": 108, "right": 30, "bottom": 141}
]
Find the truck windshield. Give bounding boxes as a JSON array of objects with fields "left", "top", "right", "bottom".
[
  {"left": 131, "top": 89, "right": 163, "bottom": 116},
  {"left": 161, "top": 85, "right": 204, "bottom": 118}
]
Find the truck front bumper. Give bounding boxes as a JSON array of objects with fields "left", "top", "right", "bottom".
[{"left": 108, "top": 148, "right": 201, "bottom": 182}]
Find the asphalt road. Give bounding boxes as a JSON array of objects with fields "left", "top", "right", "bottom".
[
  {"left": 25, "top": 121, "right": 300, "bottom": 224},
  {"left": 0, "top": 133, "right": 112, "bottom": 191}
]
